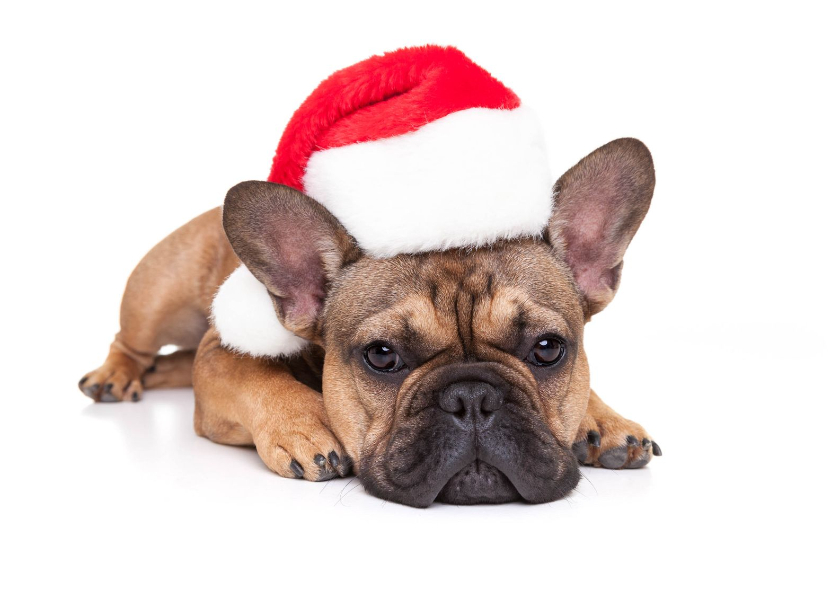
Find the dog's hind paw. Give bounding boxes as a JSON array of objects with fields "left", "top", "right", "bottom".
[
  {"left": 573, "top": 407, "right": 661, "bottom": 469},
  {"left": 78, "top": 349, "right": 145, "bottom": 403}
]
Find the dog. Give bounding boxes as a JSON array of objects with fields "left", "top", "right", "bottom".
[{"left": 78, "top": 136, "right": 659, "bottom": 507}]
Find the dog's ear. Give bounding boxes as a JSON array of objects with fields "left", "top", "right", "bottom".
[
  {"left": 547, "top": 138, "right": 655, "bottom": 318},
  {"left": 222, "top": 181, "right": 360, "bottom": 340}
]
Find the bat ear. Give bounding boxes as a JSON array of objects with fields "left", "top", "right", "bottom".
[
  {"left": 547, "top": 138, "right": 655, "bottom": 317},
  {"left": 222, "top": 181, "right": 360, "bottom": 340}
]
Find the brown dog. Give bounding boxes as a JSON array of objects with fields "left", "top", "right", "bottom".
[{"left": 78, "top": 137, "right": 659, "bottom": 507}]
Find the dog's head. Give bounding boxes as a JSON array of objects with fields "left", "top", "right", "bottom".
[{"left": 223, "top": 138, "right": 654, "bottom": 507}]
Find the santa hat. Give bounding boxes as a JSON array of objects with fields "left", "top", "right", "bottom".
[{"left": 213, "top": 45, "right": 553, "bottom": 357}]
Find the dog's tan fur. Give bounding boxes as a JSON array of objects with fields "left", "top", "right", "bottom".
[
  {"left": 79, "top": 138, "right": 658, "bottom": 498},
  {"left": 317, "top": 242, "right": 590, "bottom": 464}
]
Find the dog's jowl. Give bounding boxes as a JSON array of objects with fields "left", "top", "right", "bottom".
[{"left": 79, "top": 46, "right": 661, "bottom": 507}]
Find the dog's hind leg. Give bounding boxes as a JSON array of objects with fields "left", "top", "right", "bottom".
[
  {"left": 142, "top": 350, "right": 196, "bottom": 389},
  {"left": 78, "top": 207, "right": 239, "bottom": 402}
]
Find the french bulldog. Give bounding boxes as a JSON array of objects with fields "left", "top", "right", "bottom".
[{"left": 78, "top": 137, "right": 660, "bottom": 507}]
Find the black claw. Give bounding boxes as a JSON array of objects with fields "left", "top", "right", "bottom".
[
  {"left": 652, "top": 441, "right": 663, "bottom": 456},
  {"left": 78, "top": 376, "right": 88, "bottom": 388},
  {"left": 642, "top": 438, "right": 651, "bottom": 448},
  {"left": 340, "top": 456, "right": 354, "bottom": 476},
  {"left": 627, "top": 435, "right": 639, "bottom": 446},
  {"left": 104, "top": 383, "right": 113, "bottom": 393},
  {"left": 290, "top": 459, "right": 305, "bottom": 478},
  {"left": 314, "top": 454, "right": 326, "bottom": 467},
  {"left": 586, "top": 430, "right": 601, "bottom": 447},
  {"left": 131, "top": 392, "right": 140, "bottom": 402},
  {"left": 328, "top": 451, "right": 341, "bottom": 468}
]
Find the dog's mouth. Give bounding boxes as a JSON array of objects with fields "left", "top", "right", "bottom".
[
  {"left": 435, "top": 460, "right": 521, "bottom": 505},
  {"left": 358, "top": 369, "right": 581, "bottom": 508},
  {"left": 360, "top": 437, "right": 580, "bottom": 508}
]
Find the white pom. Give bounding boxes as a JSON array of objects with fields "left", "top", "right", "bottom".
[{"left": 211, "top": 265, "right": 309, "bottom": 358}]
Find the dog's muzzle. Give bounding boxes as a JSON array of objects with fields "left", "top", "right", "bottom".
[
  {"left": 360, "top": 364, "right": 580, "bottom": 507},
  {"left": 433, "top": 379, "right": 522, "bottom": 504}
]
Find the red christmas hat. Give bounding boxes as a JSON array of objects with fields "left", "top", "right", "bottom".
[
  {"left": 267, "top": 45, "right": 552, "bottom": 258},
  {"left": 213, "top": 46, "right": 555, "bottom": 357}
]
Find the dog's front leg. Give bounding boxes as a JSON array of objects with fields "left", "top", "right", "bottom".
[
  {"left": 193, "top": 327, "right": 352, "bottom": 481},
  {"left": 572, "top": 390, "right": 662, "bottom": 469}
]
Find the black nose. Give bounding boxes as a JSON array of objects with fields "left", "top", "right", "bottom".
[{"left": 438, "top": 381, "right": 504, "bottom": 420}]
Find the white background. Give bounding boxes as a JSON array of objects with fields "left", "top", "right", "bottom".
[{"left": 2, "top": 1, "right": 837, "bottom": 594}]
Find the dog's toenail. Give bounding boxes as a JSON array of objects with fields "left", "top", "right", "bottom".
[
  {"left": 314, "top": 454, "right": 326, "bottom": 467},
  {"left": 642, "top": 438, "right": 651, "bottom": 448},
  {"left": 586, "top": 430, "right": 601, "bottom": 447},
  {"left": 104, "top": 383, "right": 113, "bottom": 393},
  {"left": 328, "top": 451, "right": 340, "bottom": 468},
  {"left": 627, "top": 435, "right": 639, "bottom": 446},
  {"left": 652, "top": 441, "right": 663, "bottom": 456},
  {"left": 290, "top": 459, "right": 305, "bottom": 478},
  {"left": 131, "top": 392, "right": 140, "bottom": 402},
  {"left": 79, "top": 377, "right": 88, "bottom": 387}
]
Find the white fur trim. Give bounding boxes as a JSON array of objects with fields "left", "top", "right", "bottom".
[
  {"left": 302, "top": 106, "right": 554, "bottom": 258},
  {"left": 211, "top": 265, "right": 309, "bottom": 358}
]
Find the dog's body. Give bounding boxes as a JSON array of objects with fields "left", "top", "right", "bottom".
[{"left": 79, "top": 138, "right": 659, "bottom": 506}]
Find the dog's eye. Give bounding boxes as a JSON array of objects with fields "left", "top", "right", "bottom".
[
  {"left": 527, "top": 337, "right": 566, "bottom": 367},
  {"left": 364, "top": 344, "right": 405, "bottom": 373}
]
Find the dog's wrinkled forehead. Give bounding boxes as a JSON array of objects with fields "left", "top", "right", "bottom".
[{"left": 323, "top": 239, "right": 584, "bottom": 355}]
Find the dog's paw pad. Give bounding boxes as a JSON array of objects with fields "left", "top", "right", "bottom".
[
  {"left": 80, "top": 381, "right": 101, "bottom": 399},
  {"left": 599, "top": 446, "right": 630, "bottom": 469}
]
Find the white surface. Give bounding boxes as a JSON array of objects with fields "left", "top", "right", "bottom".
[
  {"left": 1, "top": 1, "right": 837, "bottom": 594},
  {"left": 303, "top": 106, "right": 553, "bottom": 257}
]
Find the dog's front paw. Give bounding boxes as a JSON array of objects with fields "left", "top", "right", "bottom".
[
  {"left": 254, "top": 423, "right": 353, "bottom": 482},
  {"left": 573, "top": 411, "right": 661, "bottom": 469}
]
